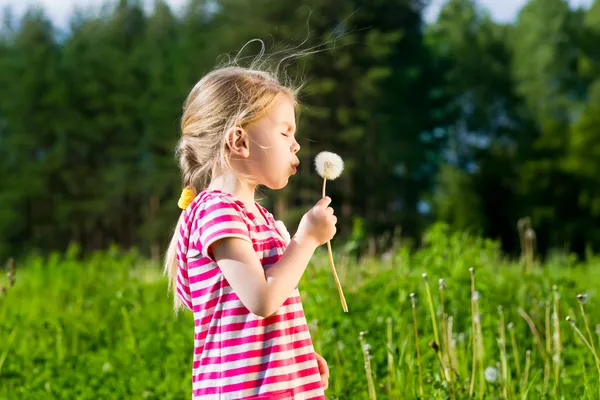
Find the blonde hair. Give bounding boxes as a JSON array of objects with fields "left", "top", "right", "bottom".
[{"left": 164, "top": 64, "right": 299, "bottom": 312}]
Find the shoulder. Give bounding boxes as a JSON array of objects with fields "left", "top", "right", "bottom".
[{"left": 188, "top": 190, "right": 247, "bottom": 217}]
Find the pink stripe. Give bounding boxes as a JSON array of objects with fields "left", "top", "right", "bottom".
[
  {"left": 194, "top": 337, "right": 313, "bottom": 367},
  {"left": 177, "top": 288, "right": 193, "bottom": 309},
  {"left": 192, "top": 351, "right": 314, "bottom": 381},
  {"left": 193, "top": 366, "right": 319, "bottom": 396},
  {"left": 188, "top": 266, "right": 219, "bottom": 284},
  {"left": 261, "top": 254, "right": 282, "bottom": 267},
  {"left": 253, "top": 240, "right": 285, "bottom": 252},
  {"left": 188, "top": 257, "right": 212, "bottom": 270},
  {"left": 296, "top": 381, "right": 326, "bottom": 397},
  {"left": 202, "top": 324, "right": 309, "bottom": 351},
  {"left": 202, "top": 227, "right": 249, "bottom": 247},
  {"left": 177, "top": 275, "right": 191, "bottom": 295}
]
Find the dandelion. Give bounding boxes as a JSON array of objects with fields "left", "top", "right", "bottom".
[
  {"left": 315, "top": 151, "right": 344, "bottom": 181},
  {"left": 566, "top": 317, "right": 600, "bottom": 368},
  {"left": 315, "top": 151, "right": 347, "bottom": 312},
  {"left": 102, "top": 362, "right": 112, "bottom": 373},
  {"left": 359, "top": 331, "right": 377, "bottom": 400},
  {"left": 484, "top": 366, "right": 498, "bottom": 383}
]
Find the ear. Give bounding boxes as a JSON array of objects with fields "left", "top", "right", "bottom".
[{"left": 225, "top": 127, "right": 250, "bottom": 158}]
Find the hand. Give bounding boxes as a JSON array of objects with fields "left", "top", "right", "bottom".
[
  {"left": 296, "top": 197, "right": 337, "bottom": 247},
  {"left": 315, "top": 352, "right": 329, "bottom": 390}
]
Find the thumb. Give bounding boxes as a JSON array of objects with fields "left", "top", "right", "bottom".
[{"left": 316, "top": 196, "right": 332, "bottom": 208}]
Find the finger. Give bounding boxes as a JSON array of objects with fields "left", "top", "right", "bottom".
[
  {"left": 317, "top": 196, "right": 332, "bottom": 208},
  {"left": 331, "top": 216, "right": 338, "bottom": 225},
  {"left": 326, "top": 207, "right": 334, "bottom": 216}
]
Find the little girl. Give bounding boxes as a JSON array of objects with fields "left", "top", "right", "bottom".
[{"left": 164, "top": 65, "right": 337, "bottom": 400}]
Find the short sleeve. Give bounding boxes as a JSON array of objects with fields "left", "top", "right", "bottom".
[{"left": 193, "top": 194, "right": 252, "bottom": 261}]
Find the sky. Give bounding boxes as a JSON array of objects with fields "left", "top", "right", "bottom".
[{"left": 0, "top": 0, "right": 595, "bottom": 29}]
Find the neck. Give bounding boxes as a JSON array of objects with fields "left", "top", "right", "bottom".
[{"left": 207, "top": 171, "right": 256, "bottom": 207}]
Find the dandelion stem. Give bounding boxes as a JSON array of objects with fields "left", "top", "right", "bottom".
[
  {"left": 359, "top": 332, "right": 377, "bottom": 400},
  {"left": 440, "top": 281, "right": 452, "bottom": 381},
  {"left": 552, "top": 287, "right": 560, "bottom": 397},
  {"left": 498, "top": 307, "right": 510, "bottom": 399},
  {"left": 517, "top": 308, "right": 546, "bottom": 359},
  {"left": 322, "top": 177, "right": 348, "bottom": 312},
  {"left": 543, "top": 301, "right": 550, "bottom": 397},
  {"left": 430, "top": 341, "right": 454, "bottom": 400},
  {"left": 577, "top": 296, "right": 600, "bottom": 377},
  {"left": 469, "top": 268, "right": 477, "bottom": 399},
  {"left": 508, "top": 323, "right": 522, "bottom": 389},
  {"left": 387, "top": 317, "right": 396, "bottom": 393},
  {"left": 566, "top": 317, "right": 600, "bottom": 367},
  {"left": 411, "top": 294, "right": 424, "bottom": 399},
  {"left": 422, "top": 274, "right": 440, "bottom": 348},
  {"left": 521, "top": 350, "right": 531, "bottom": 400}
]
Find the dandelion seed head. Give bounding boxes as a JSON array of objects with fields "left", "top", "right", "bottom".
[
  {"left": 315, "top": 151, "right": 344, "bottom": 180},
  {"left": 484, "top": 367, "right": 498, "bottom": 383},
  {"left": 577, "top": 293, "right": 587, "bottom": 302}
]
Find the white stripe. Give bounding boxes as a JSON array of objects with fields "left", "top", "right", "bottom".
[{"left": 295, "top": 387, "right": 326, "bottom": 400}]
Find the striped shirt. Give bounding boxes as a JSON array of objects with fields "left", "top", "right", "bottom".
[{"left": 176, "top": 189, "right": 325, "bottom": 400}]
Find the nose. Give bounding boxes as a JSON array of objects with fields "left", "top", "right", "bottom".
[{"left": 291, "top": 139, "right": 300, "bottom": 154}]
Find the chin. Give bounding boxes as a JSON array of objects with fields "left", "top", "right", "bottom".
[{"left": 266, "top": 178, "right": 289, "bottom": 190}]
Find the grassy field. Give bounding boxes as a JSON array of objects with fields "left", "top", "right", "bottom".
[{"left": 1, "top": 223, "right": 600, "bottom": 399}]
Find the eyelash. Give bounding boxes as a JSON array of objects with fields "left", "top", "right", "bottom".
[{"left": 281, "top": 133, "right": 290, "bottom": 137}]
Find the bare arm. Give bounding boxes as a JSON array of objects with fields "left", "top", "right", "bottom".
[{"left": 211, "top": 197, "right": 336, "bottom": 317}]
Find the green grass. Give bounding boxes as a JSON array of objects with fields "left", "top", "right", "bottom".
[{"left": 1, "top": 223, "right": 600, "bottom": 399}]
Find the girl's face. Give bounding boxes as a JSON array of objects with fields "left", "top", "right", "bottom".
[{"left": 244, "top": 95, "right": 300, "bottom": 190}]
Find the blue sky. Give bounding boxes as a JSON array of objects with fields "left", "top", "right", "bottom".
[{"left": 0, "top": 0, "right": 594, "bottom": 29}]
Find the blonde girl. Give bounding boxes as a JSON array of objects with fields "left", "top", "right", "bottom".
[{"left": 164, "top": 64, "right": 337, "bottom": 399}]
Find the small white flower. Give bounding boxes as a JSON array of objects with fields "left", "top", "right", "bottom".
[
  {"left": 363, "top": 343, "right": 371, "bottom": 352},
  {"left": 102, "top": 362, "right": 111, "bottom": 373},
  {"left": 484, "top": 366, "right": 498, "bottom": 383},
  {"left": 315, "top": 151, "right": 344, "bottom": 180},
  {"left": 274, "top": 220, "right": 291, "bottom": 245}
]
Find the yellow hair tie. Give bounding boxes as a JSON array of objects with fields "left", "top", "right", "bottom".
[{"left": 178, "top": 186, "right": 197, "bottom": 210}]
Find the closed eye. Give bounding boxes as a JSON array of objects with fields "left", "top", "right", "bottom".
[{"left": 281, "top": 132, "right": 289, "bottom": 137}]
